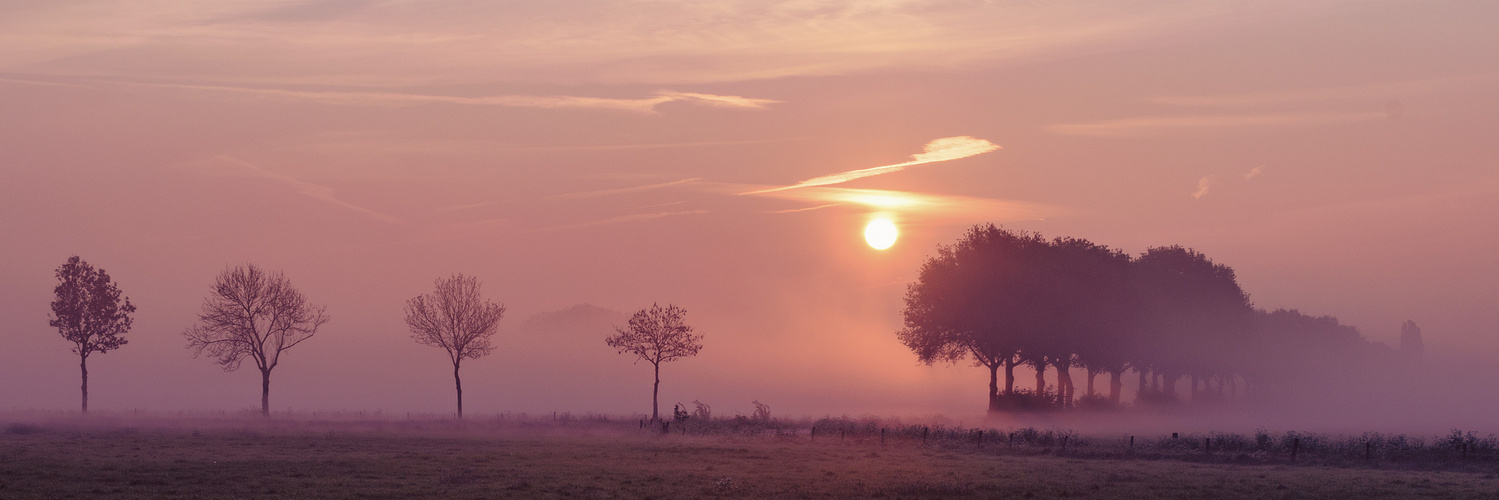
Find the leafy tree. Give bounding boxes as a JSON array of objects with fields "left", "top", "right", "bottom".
[
  {"left": 49, "top": 256, "right": 135, "bottom": 413},
  {"left": 899, "top": 224, "right": 1049, "bottom": 412},
  {"left": 1045, "top": 238, "right": 1133, "bottom": 406},
  {"left": 1131, "top": 246, "right": 1252, "bottom": 400},
  {"left": 405, "top": 274, "right": 505, "bottom": 419},
  {"left": 1243, "top": 308, "right": 1384, "bottom": 394},
  {"left": 605, "top": 303, "right": 703, "bottom": 421},
  {"left": 183, "top": 264, "right": 328, "bottom": 416}
]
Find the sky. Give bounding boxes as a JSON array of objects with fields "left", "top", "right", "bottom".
[{"left": 2, "top": 0, "right": 1497, "bottom": 425}]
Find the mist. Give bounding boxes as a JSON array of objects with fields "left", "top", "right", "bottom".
[{"left": 3, "top": 0, "right": 1499, "bottom": 443}]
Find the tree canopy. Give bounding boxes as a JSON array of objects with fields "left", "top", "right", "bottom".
[
  {"left": 900, "top": 224, "right": 1384, "bottom": 413},
  {"left": 49, "top": 256, "right": 136, "bottom": 413}
]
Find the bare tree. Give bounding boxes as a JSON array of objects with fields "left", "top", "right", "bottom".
[
  {"left": 49, "top": 256, "right": 135, "bottom": 413},
  {"left": 183, "top": 264, "right": 328, "bottom": 416},
  {"left": 404, "top": 274, "right": 505, "bottom": 419},
  {"left": 605, "top": 303, "right": 703, "bottom": 421}
]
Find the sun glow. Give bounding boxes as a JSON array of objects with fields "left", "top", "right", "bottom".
[{"left": 864, "top": 218, "right": 898, "bottom": 250}]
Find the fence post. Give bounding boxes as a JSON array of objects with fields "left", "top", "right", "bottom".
[
  {"left": 881, "top": 428, "right": 886, "bottom": 446},
  {"left": 1129, "top": 435, "right": 1134, "bottom": 450},
  {"left": 922, "top": 426, "right": 929, "bottom": 445}
]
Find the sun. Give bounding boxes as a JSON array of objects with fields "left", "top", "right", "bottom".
[{"left": 864, "top": 218, "right": 898, "bottom": 250}]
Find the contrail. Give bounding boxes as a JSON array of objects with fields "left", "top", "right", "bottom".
[{"left": 742, "top": 136, "right": 1000, "bottom": 194}]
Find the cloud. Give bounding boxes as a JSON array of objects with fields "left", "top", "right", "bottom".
[
  {"left": 1193, "top": 176, "right": 1214, "bottom": 199},
  {"left": 531, "top": 210, "right": 709, "bottom": 233},
  {"left": 1047, "top": 112, "right": 1385, "bottom": 137},
  {"left": 749, "top": 186, "right": 1060, "bottom": 222},
  {"left": 0, "top": 0, "right": 1302, "bottom": 86},
  {"left": 766, "top": 203, "right": 842, "bottom": 214},
  {"left": 1149, "top": 76, "right": 1493, "bottom": 108},
  {"left": 547, "top": 178, "right": 702, "bottom": 200},
  {"left": 743, "top": 136, "right": 1000, "bottom": 194},
  {"left": 183, "top": 155, "right": 403, "bottom": 224},
  {"left": 1244, "top": 165, "right": 1265, "bottom": 180},
  {"left": 93, "top": 79, "right": 777, "bottom": 113}
]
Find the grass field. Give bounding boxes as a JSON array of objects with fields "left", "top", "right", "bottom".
[{"left": 3, "top": 418, "right": 1499, "bottom": 498}]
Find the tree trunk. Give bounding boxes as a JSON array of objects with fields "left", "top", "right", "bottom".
[
  {"left": 1052, "top": 358, "right": 1073, "bottom": 408},
  {"left": 1033, "top": 361, "right": 1046, "bottom": 395},
  {"left": 987, "top": 363, "right": 1000, "bottom": 412},
  {"left": 1137, "top": 369, "right": 1147, "bottom": 393},
  {"left": 80, "top": 355, "right": 89, "bottom": 414},
  {"left": 261, "top": 369, "right": 271, "bottom": 416},
  {"left": 453, "top": 360, "right": 464, "bottom": 419},
  {"left": 1086, "top": 368, "right": 1097, "bottom": 397},
  {"left": 652, "top": 362, "right": 661, "bottom": 422},
  {"left": 1003, "top": 357, "right": 1016, "bottom": 395},
  {"left": 1109, "top": 370, "right": 1123, "bottom": 404}
]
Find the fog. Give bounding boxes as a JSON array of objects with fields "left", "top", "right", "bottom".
[{"left": 3, "top": 1, "right": 1498, "bottom": 437}]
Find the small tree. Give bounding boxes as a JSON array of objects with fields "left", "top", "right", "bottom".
[
  {"left": 605, "top": 303, "right": 703, "bottom": 421},
  {"left": 183, "top": 264, "right": 328, "bottom": 416},
  {"left": 49, "top": 256, "right": 136, "bottom": 413},
  {"left": 404, "top": 274, "right": 505, "bottom": 419},
  {"left": 1400, "top": 320, "right": 1424, "bottom": 357}
]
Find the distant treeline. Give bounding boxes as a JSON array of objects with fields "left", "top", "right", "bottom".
[{"left": 898, "top": 224, "right": 1416, "bottom": 412}]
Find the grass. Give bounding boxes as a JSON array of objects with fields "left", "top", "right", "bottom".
[{"left": 2, "top": 418, "right": 1499, "bottom": 498}]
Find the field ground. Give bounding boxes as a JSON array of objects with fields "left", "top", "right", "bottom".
[{"left": 3, "top": 419, "right": 1499, "bottom": 499}]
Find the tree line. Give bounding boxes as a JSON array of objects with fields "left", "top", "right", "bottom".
[
  {"left": 898, "top": 224, "right": 1413, "bottom": 412},
  {"left": 46, "top": 258, "right": 701, "bottom": 419}
]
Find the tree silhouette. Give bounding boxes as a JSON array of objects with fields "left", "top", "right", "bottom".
[
  {"left": 899, "top": 224, "right": 1049, "bottom": 411},
  {"left": 605, "top": 303, "right": 702, "bottom": 421},
  {"left": 1131, "top": 246, "right": 1252, "bottom": 401},
  {"left": 1400, "top": 320, "right": 1424, "bottom": 357},
  {"left": 48, "top": 256, "right": 135, "bottom": 413},
  {"left": 1045, "top": 237, "right": 1132, "bottom": 407},
  {"left": 404, "top": 274, "right": 505, "bottom": 419},
  {"left": 183, "top": 264, "right": 328, "bottom": 416}
]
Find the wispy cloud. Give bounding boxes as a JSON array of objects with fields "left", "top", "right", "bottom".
[
  {"left": 96, "top": 79, "right": 777, "bottom": 113},
  {"left": 743, "top": 136, "right": 1000, "bottom": 194},
  {"left": 766, "top": 203, "right": 842, "bottom": 214},
  {"left": 1193, "top": 176, "right": 1214, "bottom": 199},
  {"left": 1149, "top": 76, "right": 1493, "bottom": 108},
  {"left": 1244, "top": 165, "right": 1265, "bottom": 180},
  {"left": 749, "top": 186, "right": 1060, "bottom": 222},
  {"left": 1195, "top": 165, "right": 1265, "bottom": 199},
  {"left": 183, "top": 155, "right": 403, "bottom": 224},
  {"left": 1047, "top": 112, "right": 1384, "bottom": 137},
  {"left": 547, "top": 178, "right": 702, "bottom": 200},
  {"left": 0, "top": 0, "right": 1296, "bottom": 86},
  {"left": 530, "top": 210, "right": 708, "bottom": 233}
]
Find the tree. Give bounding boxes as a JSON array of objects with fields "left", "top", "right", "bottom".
[
  {"left": 899, "top": 224, "right": 1050, "bottom": 412},
  {"left": 404, "top": 274, "right": 505, "bottom": 419},
  {"left": 605, "top": 303, "right": 703, "bottom": 421},
  {"left": 1131, "top": 246, "right": 1253, "bottom": 401},
  {"left": 49, "top": 256, "right": 136, "bottom": 413},
  {"left": 1043, "top": 237, "right": 1132, "bottom": 407},
  {"left": 183, "top": 264, "right": 328, "bottom": 416},
  {"left": 1400, "top": 320, "right": 1424, "bottom": 357}
]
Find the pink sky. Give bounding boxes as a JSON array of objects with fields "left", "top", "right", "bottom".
[{"left": 2, "top": 0, "right": 1497, "bottom": 421}]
